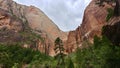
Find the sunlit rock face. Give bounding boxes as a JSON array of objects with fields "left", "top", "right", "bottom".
[
  {"left": 0, "top": 0, "right": 68, "bottom": 56},
  {"left": 65, "top": 0, "right": 111, "bottom": 53},
  {"left": 25, "top": 6, "right": 68, "bottom": 42},
  {"left": 0, "top": 0, "right": 68, "bottom": 42}
]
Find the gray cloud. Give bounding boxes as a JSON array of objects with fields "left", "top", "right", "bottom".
[{"left": 13, "top": 0, "right": 91, "bottom": 31}]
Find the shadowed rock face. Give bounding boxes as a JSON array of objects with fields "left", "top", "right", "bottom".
[
  {"left": 0, "top": 8, "right": 23, "bottom": 44},
  {"left": 0, "top": 8, "right": 23, "bottom": 31},
  {"left": 102, "top": 21, "right": 120, "bottom": 46}
]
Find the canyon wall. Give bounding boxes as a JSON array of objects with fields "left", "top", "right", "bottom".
[
  {"left": 0, "top": 0, "right": 68, "bottom": 56},
  {"left": 65, "top": 0, "right": 110, "bottom": 53}
]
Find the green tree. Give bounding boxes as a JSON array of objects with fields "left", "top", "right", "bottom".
[
  {"left": 67, "top": 57, "right": 74, "bottom": 68},
  {"left": 0, "top": 44, "right": 52, "bottom": 68},
  {"left": 75, "top": 35, "right": 120, "bottom": 68},
  {"left": 54, "top": 37, "right": 65, "bottom": 68}
]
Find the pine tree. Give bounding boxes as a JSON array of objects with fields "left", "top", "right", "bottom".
[{"left": 54, "top": 37, "right": 65, "bottom": 68}]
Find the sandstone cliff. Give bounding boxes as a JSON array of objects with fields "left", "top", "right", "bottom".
[
  {"left": 0, "top": 0, "right": 67, "bottom": 42},
  {"left": 0, "top": 0, "right": 68, "bottom": 56},
  {"left": 0, "top": 8, "right": 23, "bottom": 31},
  {"left": 1, "top": 0, "right": 117, "bottom": 56},
  {"left": 65, "top": 0, "right": 112, "bottom": 53},
  {"left": 0, "top": 8, "right": 23, "bottom": 43}
]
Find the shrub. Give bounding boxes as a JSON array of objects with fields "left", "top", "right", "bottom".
[{"left": 106, "top": 8, "right": 114, "bottom": 22}]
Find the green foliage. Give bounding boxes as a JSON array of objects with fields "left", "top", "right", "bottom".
[
  {"left": 106, "top": 8, "right": 114, "bottom": 22},
  {"left": 54, "top": 37, "right": 65, "bottom": 68},
  {"left": 67, "top": 57, "right": 74, "bottom": 68},
  {"left": 75, "top": 46, "right": 93, "bottom": 68},
  {"left": 12, "top": 63, "right": 19, "bottom": 68},
  {"left": 75, "top": 36, "right": 120, "bottom": 68},
  {"left": 0, "top": 44, "right": 51, "bottom": 68},
  {"left": 19, "top": 31, "right": 43, "bottom": 45},
  {"left": 1, "top": 33, "right": 120, "bottom": 68}
]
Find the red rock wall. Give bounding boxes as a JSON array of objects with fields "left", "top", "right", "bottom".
[{"left": 65, "top": 0, "right": 110, "bottom": 53}]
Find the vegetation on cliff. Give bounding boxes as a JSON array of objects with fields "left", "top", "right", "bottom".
[{"left": 96, "top": 0, "right": 120, "bottom": 21}]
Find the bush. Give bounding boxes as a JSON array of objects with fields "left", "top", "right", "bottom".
[{"left": 106, "top": 8, "right": 114, "bottom": 22}]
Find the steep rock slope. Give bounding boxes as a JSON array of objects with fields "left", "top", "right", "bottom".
[
  {"left": 0, "top": 0, "right": 68, "bottom": 56},
  {"left": 25, "top": 6, "right": 67, "bottom": 41},
  {"left": 0, "top": 8, "right": 23, "bottom": 31},
  {"left": 0, "top": 0, "right": 67, "bottom": 42},
  {"left": 65, "top": 0, "right": 110, "bottom": 53},
  {"left": 0, "top": 8, "right": 23, "bottom": 43}
]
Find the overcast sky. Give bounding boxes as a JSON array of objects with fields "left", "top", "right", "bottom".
[{"left": 13, "top": 0, "right": 91, "bottom": 31}]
